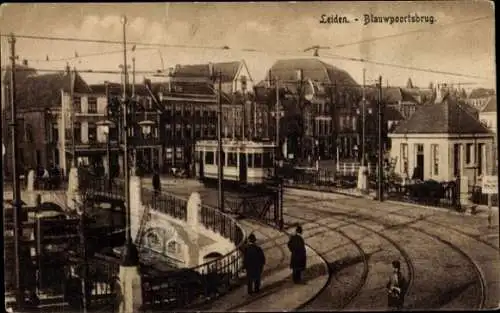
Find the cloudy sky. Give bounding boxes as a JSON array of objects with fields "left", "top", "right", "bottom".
[{"left": 0, "top": 1, "right": 495, "bottom": 89}]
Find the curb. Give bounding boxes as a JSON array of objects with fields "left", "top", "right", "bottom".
[{"left": 245, "top": 218, "right": 331, "bottom": 311}]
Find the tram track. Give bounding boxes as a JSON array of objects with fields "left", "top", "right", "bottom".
[
  {"left": 289, "top": 202, "right": 489, "bottom": 310},
  {"left": 284, "top": 211, "right": 415, "bottom": 310}
]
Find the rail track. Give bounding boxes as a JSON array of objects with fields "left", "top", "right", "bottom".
[
  {"left": 290, "top": 203, "right": 488, "bottom": 310},
  {"left": 285, "top": 211, "right": 415, "bottom": 310}
]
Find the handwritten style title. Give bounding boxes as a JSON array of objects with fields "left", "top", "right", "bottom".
[{"left": 364, "top": 13, "right": 435, "bottom": 25}]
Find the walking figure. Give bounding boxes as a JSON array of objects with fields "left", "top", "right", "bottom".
[
  {"left": 243, "top": 233, "right": 266, "bottom": 295},
  {"left": 152, "top": 170, "right": 161, "bottom": 197},
  {"left": 386, "top": 260, "right": 407, "bottom": 310},
  {"left": 287, "top": 225, "right": 306, "bottom": 284}
]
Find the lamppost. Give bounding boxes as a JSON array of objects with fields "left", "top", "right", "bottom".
[{"left": 119, "top": 14, "right": 138, "bottom": 268}]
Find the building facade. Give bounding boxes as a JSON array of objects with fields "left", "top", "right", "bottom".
[{"left": 389, "top": 95, "right": 495, "bottom": 185}]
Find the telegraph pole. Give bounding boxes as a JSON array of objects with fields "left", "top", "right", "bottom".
[
  {"left": 120, "top": 14, "right": 138, "bottom": 267},
  {"left": 8, "top": 32, "right": 25, "bottom": 310},
  {"left": 362, "top": 68, "right": 366, "bottom": 166},
  {"left": 217, "top": 70, "right": 225, "bottom": 212},
  {"left": 377, "top": 75, "right": 384, "bottom": 202},
  {"left": 275, "top": 76, "right": 280, "bottom": 158}
]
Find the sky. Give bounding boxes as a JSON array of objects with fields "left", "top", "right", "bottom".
[{"left": 0, "top": 1, "right": 496, "bottom": 89}]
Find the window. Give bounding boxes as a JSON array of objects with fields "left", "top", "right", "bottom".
[
  {"left": 478, "top": 143, "right": 484, "bottom": 176},
  {"left": 466, "top": 143, "right": 473, "bottom": 164},
  {"left": 88, "top": 123, "right": 97, "bottom": 143},
  {"left": 431, "top": 144, "right": 439, "bottom": 176},
  {"left": 25, "top": 124, "right": 34, "bottom": 142},
  {"left": 73, "top": 122, "right": 81, "bottom": 143},
  {"left": 254, "top": 153, "right": 262, "bottom": 168},
  {"left": 88, "top": 97, "right": 97, "bottom": 113},
  {"left": 453, "top": 144, "right": 461, "bottom": 176},
  {"left": 73, "top": 96, "right": 82, "bottom": 113},
  {"left": 227, "top": 153, "right": 237, "bottom": 167},
  {"left": 247, "top": 153, "right": 254, "bottom": 168},
  {"left": 205, "top": 151, "right": 214, "bottom": 165},
  {"left": 401, "top": 143, "right": 408, "bottom": 174},
  {"left": 51, "top": 123, "right": 59, "bottom": 143}
]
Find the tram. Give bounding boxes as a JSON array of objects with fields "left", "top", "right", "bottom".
[{"left": 195, "top": 139, "right": 277, "bottom": 186}]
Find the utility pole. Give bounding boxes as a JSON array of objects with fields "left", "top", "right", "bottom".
[
  {"left": 275, "top": 76, "right": 280, "bottom": 158},
  {"left": 9, "top": 32, "right": 25, "bottom": 310},
  {"left": 362, "top": 68, "right": 366, "bottom": 166},
  {"left": 217, "top": 70, "right": 225, "bottom": 212},
  {"left": 69, "top": 64, "right": 76, "bottom": 167},
  {"left": 377, "top": 75, "right": 384, "bottom": 202},
  {"left": 121, "top": 15, "right": 138, "bottom": 267},
  {"left": 132, "top": 57, "right": 136, "bottom": 98}
]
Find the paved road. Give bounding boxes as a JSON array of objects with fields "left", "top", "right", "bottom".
[{"left": 152, "top": 179, "right": 500, "bottom": 310}]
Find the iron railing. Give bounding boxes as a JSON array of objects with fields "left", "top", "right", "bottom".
[
  {"left": 77, "top": 167, "right": 246, "bottom": 310},
  {"left": 141, "top": 203, "right": 245, "bottom": 310}
]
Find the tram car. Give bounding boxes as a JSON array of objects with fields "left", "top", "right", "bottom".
[{"left": 195, "top": 139, "right": 276, "bottom": 186}]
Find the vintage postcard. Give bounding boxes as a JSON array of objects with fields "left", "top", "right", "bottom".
[{"left": 1, "top": 1, "right": 497, "bottom": 312}]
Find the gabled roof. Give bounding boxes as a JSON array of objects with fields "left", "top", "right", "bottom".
[
  {"left": 481, "top": 96, "right": 497, "bottom": 113},
  {"left": 171, "top": 61, "right": 243, "bottom": 83},
  {"left": 392, "top": 94, "right": 491, "bottom": 135},
  {"left": 264, "top": 58, "right": 358, "bottom": 86},
  {"left": 16, "top": 70, "right": 91, "bottom": 110}
]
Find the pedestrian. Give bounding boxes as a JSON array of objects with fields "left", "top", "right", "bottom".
[
  {"left": 243, "top": 233, "right": 266, "bottom": 295},
  {"left": 152, "top": 169, "right": 161, "bottom": 197},
  {"left": 386, "top": 260, "right": 407, "bottom": 310},
  {"left": 287, "top": 225, "right": 306, "bottom": 284}
]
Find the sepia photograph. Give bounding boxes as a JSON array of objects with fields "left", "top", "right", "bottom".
[{"left": 0, "top": 1, "right": 497, "bottom": 312}]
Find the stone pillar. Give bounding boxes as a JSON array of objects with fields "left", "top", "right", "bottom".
[
  {"left": 27, "top": 170, "right": 35, "bottom": 192},
  {"left": 118, "top": 266, "right": 143, "bottom": 313},
  {"left": 186, "top": 192, "right": 201, "bottom": 267},
  {"left": 66, "top": 167, "right": 81, "bottom": 211},
  {"left": 460, "top": 175, "right": 470, "bottom": 206},
  {"left": 129, "top": 175, "right": 144, "bottom": 242},
  {"left": 357, "top": 166, "right": 368, "bottom": 192}
]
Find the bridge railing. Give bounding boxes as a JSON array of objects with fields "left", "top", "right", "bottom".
[
  {"left": 77, "top": 168, "right": 247, "bottom": 309},
  {"left": 140, "top": 202, "right": 246, "bottom": 310}
]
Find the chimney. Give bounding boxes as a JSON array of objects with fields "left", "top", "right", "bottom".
[{"left": 22, "top": 59, "right": 28, "bottom": 66}]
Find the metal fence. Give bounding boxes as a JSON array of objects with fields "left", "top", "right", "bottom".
[{"left": 385, "top": 179, "right": 461, "bottom": 210}]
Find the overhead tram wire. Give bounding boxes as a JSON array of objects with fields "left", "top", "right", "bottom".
[
  {"left": 0, "top": 65, "right": 485, "bottom": 90},
  {"left": 24, "top": 47, "right": 158, "bottom": 63},
  {"left": 317, "top": 53, "right": 493, "bottom": 80}
]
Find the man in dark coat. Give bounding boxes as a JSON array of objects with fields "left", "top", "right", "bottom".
[
  {"left": 287, "top": 225, "right": 306, "bottom": 284},
  {"left": 243, "top": 233, "right": 266, "bottom": 294},
  {"left": 152, "top": 170, "right": 161, "bottom": 197}
]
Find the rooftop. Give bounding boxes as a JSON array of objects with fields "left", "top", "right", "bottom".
[{"left": 392, "top": 94, "right": 492, "bottom": 135}]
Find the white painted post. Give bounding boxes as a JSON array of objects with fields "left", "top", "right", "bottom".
[{"left": 129, "top": 175, "right": 143, "bottom": 242}]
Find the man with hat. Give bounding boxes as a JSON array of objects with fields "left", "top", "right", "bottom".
[
  {"left": 287, "top": 225, "right": 307, "bottom": 284},
  {"left": 243, "top": 233, "right": 266, "bottom": 295}
]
